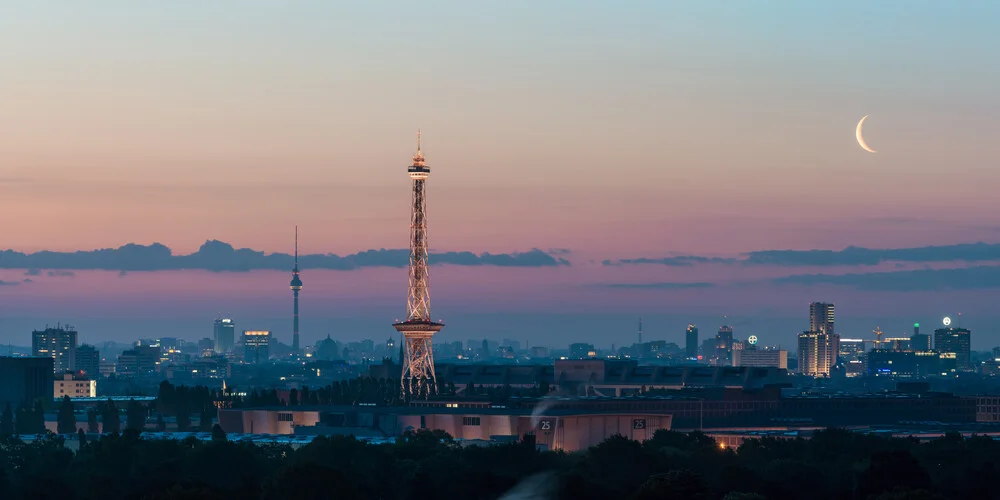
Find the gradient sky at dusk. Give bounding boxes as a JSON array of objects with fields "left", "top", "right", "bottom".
[{"left": 2, "top": 1, "right": 1000, "bottom": 348}]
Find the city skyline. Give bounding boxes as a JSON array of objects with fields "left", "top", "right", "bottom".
[{"left": 3, "top": 2, "right": 1000, "bottom": 345}]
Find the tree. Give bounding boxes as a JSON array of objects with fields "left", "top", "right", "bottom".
[
  {"left": 31, "top": 400, "right": 45, "bottom": 434},
  {"left": 57, "top": 395, "right": 76, "bottom": 434},
  {"left": 77, "top": 428, "right": 87, "bottom": 446},
  {"left": 199, "top": 406, "right": 213, "bottom": 432},
  {"left": 87, "top": 408, "right": 99, "bottom": 433},
  {"left": 0, "top": 402, "right": 13, "bottom": 436},
  {"left": 103, "top": 398, "right": 121, "bottom": 434},
  {"left": 126, "top": 399, "right": 146, "bottom": 431},
  {"left": 211, "top": 424, "right": 226, "bottom": 441},
  {"left": 156, "top": 413, "right": 166, "bottom": 432},
  {"left": 288, "top": 389, "right": 299, "bottom": 407}
]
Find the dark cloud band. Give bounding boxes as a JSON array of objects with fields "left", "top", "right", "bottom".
[
  {"left": 0, "top": 240, "right": 570, "bottom": 272},
  {"left": 606, "top": 242, "right": 1000, "bottom": 267}
]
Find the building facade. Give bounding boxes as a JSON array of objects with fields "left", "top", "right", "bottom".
[
  {"left": 934, "top": 327, "right": 971, "bottom": 370},
  {"left": 75, "top": 344, "right": 100, "bottom": 378},
  {"left": 809, "top": 302, "right": 835, "bottom": 334},
  {"left": 714, "top": 326, "right": 734, "bottom": 366},
  {"left": 54, "top": 372, "right": 97, "bottom": 398},
  {"left": 685, "top": 324, "right": 699, "bottom": 359},
  {"left": 31, "top": 326, "right": 78, "bottom": 374},
  {"left": 244, "top": 330, "right": 271, "bottom": 364},
  {"left": 733, "top": 346, "right": 788, "bottom": 369},
  {"left": 214, "top": 318, "right": 235, "bottom": 354},
  {"left": 0, "top": 357, "right": 54, "bottom": 407},
  {"left": 798, "top": 331, "right": 839, "bottom": 377}
]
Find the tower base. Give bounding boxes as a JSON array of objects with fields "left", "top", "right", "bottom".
[{"left": 393, "top": 320, "right": 444, "bottom": 399}]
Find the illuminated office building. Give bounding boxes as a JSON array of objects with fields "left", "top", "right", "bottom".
[
  {"left": 934, "top": 327, "right": 971, "bottom": 370},
  {"left": 31, "top": 326, "right": 78, "bottom": 374}
]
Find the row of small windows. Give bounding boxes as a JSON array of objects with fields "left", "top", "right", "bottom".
[
  {"left": 278, "top": 413, "right": 293, "bottom": 422},
  {"left": 462, "top": 417, "right": 480, "bottom": 426}
]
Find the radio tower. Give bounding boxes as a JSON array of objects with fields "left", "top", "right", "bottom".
[
  {"left": 290, "top": 226, "right": 303, "bottom": 354},
  {"left": 394, "top": 131, "right": 444, "bottom": 399}
]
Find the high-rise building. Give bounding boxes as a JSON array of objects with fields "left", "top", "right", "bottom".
[
  {"left": 809, "top": 302, "right": 835, "bottom": 335},
  {"left": 685, "top": 324, "right": 699, "bottom": 359},
  {"left": 31, "top": 326, "right": 78, "bottom": 374},
  {"left": 798, "top": 331, "right": 839, "bottom": 377},
  {"left": 290, "top": 226, "right": 303, "bottom": 354},
  {"left": 393, "top": 132, "right": 445, "bottom": 398},
  {"left": 214, "top": 318, "right": 235, "bottom": 354},
  {"left": 934, "top": 326, "right": 971, "bottom": 370},
  {"left": 243, "top": 330, "right": 271, "bottom": 364},
  {"left": 75, "top": 344, "right": 100, "bottom": 378},
  {"left": 911, "top": 322, "right": 931, "bottom": 352},
  {"left": 714, "top": 326, "right": 734, "bottom": 366}
]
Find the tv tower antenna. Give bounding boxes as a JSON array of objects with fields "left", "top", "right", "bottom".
[
  {"left": 637, "top": 317, "right": 643, "bottom": 345},
  {"left": 290, "top": 225, "right": 303, "bottom": 353},
  {"left": 394, "top": 130, "right": 444, "bottom": 399}
]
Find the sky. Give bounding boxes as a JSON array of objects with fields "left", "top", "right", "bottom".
[{"left": 2, "top": 1, "right": 1000, "bottom": 349}]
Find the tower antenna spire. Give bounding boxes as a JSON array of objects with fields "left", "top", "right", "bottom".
[{"left": 290, "top": 225, "right": 303, "bottom": 353}]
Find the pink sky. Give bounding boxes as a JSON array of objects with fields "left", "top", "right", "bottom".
[{"left": 2, "top": 2, "right": 1000, "bottom": 346}]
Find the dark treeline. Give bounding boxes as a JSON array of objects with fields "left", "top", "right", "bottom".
[{"left": 0, "top": 427, "right": 993, "bottom": 499}]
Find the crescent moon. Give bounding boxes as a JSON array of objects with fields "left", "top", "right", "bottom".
[{"left": 856, "top": 115, "right": 877, "bottom": 153}]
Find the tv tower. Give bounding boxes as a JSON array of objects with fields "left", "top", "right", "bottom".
[
  {"left": 394, "top": 131, "right": 444, "bottom": 399},
  {"left": 290, "top": 226, "right": 303, "bottom": 353}
]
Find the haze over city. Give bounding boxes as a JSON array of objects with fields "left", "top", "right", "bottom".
[{"left": 3, "top": 1, "right": 1000, "bottom": 347}]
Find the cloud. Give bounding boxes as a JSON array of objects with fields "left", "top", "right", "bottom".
[
  {"left": 24, "top": 268, "right": 41, "bottom": 276},
  {"left": 47, "top": 270, "right": 76, "bottom": 277},
  {"left": 0, "top": 240, "right": 569, "bottom": 272},
  {"left": 22, "top": 278, "right": 33, "bottom": 283},
  {"left": 608, "top": 242, "right": 1000, "bottom": 268},
  {"left": 0, "top": 280, "right": 19, "bottom": 286},
  {"left": 599, "top": 282, "right": 716, "bottom": 289},
  {"left": 773, "top": 265, "right": 1000, "bottom": 291},
  {"left": 603, "top": 256, "right": 735, "bottom": 267}
]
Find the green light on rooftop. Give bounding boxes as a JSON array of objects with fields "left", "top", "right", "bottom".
[{"left": 914, "top": 323, "right": 920, "bottom": 328}]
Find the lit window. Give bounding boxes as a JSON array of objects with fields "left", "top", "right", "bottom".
[{"left": 462, "top": 417, "right": 481, "bottom": 426}]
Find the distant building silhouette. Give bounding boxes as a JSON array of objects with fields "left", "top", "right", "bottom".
[
  {"left": 911, "top": 322, "right": 931, "bottom": 352},
  {"left": 685, "top": 324, "right": 699, "bottom": 359},
  {"left": 75, "top": 344, "right": 100, "bottom": 378},
  {"left": 244, "top": 331, "right": 271, "bottom": 364},
  {"left": 714, "top": 326, "right": 734, "bottom": 366},
  {"left": 0, "top": 357, "right": 54, "bottom": 407}
]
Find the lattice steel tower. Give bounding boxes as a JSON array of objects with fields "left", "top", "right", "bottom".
[
  {"left": 394, "top": 131, "right": 444, "bottom": 399},
  {"left": 290, "top": 226, "right": 303, "bottom": 353}
]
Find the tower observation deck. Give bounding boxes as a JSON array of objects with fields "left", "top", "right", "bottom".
[{"left": 394, "top": 131, "right": 443, "bottom": 399}]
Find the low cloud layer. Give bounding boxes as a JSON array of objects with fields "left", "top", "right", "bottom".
[
  {"left": 0, "top": 240, "right": 570, "bottom": 272},
  {"left": 606, "top": 242, "right": 1000, "bottom": 268},
  {"left": 599, "top": 282, "right": 716, "bottom": 289},
  {"left": 773, "top": 265, "right": 1000, "bottom": 291},
  {"left": 603, "top": 256, "right": 735, "bottom": 267}
]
